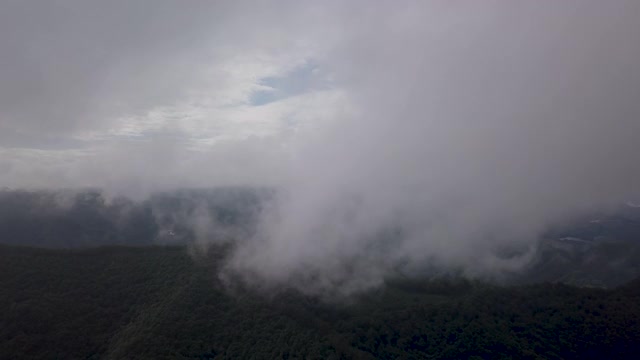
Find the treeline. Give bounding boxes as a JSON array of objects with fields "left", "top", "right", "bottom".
[{"left": 1, "top": 245, "right": 640, "bottom": 359}]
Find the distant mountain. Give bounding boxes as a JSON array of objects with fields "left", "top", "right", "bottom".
[
  {"left": 516, "top": 205, "right": 640, "bottom": 288},
  {"left": 2, "top": 189, "right": 640, "bottom": 289},
  {"left": 0, "top": 188, "right": 267, "bottom": 248},
  {"left": 517, "top": 237, "right": 640, "bottom": 288}
]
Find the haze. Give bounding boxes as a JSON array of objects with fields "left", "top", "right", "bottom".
[{"left": 2, "top": 0, "right": 640, "bottom": 294}]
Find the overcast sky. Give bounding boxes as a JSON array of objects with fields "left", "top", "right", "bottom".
[
  {"left": 0, "top": 0, "right": 351, "bottom": 191},
  {"left": 1, "top": 1, "right": 639, "bottom": 194},
  {"left": 3, "top": 1, "right": 640, "bottom": 292}
]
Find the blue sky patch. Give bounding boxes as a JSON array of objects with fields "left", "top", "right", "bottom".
[{"left": 249, "top": 62, "right": 327, "bottom": 106}]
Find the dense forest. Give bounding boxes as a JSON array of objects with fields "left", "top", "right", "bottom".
[
  {"left": 2, "top": 189, "right": 640, "bottom": 358},
  {"left": 2, "top": 244, "right": 640, "bottom": 359}
]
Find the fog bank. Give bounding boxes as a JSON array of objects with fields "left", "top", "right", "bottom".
[{"left": 1, "top": 1, "right": 640, "bottom": 295}]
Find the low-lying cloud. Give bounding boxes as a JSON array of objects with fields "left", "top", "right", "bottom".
[
  {"left": 2, "top": 1, "right": 640, "bottom": 295},
  {"left": 220, "top": 1, "right": 640, "bottom": 295}
]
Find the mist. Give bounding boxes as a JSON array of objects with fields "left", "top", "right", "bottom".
[
  {"left": 222, "top": 1, "right": 640, "bottom": 295},
  {"left": 2, "top": 1, "right": 640, "bottom": 294}
]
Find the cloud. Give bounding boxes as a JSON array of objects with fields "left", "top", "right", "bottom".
[
  {"left": 2, "top": 1, "right": 640, "bottom": 295},
  {"left": 220, "top": 0, "right": 640, "bottom": 295},
  {"left": 0, "top": 0, "right": 344, "bottom": 191}
]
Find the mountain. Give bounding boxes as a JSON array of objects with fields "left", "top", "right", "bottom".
[
  {"left": 2, "top": 244, "right": 640, "bottom": 359},
  {"left": 0, "top": 188, "right": 266, "bottom": 248},
  {"left": 3, "top": 189, "right": 640, "bottom": 290},
  {"left": 518, "top": 204, "right": 640, "bottom": 288}
]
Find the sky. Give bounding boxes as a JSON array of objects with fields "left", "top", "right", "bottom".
[
  {"left": 2, "top": 1, "right": 640, "bottom": 294},
  {"left": 0, "top": 0, "right": 350, "bottom": 191}
]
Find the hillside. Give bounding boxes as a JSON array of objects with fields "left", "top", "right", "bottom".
[{"left": 2, "top": 245, "right": 640, "bottom": 359}]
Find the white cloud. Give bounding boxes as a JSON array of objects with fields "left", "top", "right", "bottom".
[
  {"left": 0, "top": 0, "right": 349, "bottom": 190},
  {"left": 3, "top": 0, "right": 640, "bottom": 295}
]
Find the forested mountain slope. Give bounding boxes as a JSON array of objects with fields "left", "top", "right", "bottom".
[{"left": 2, "top": 245, "right": 640, "bottom": 359}]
